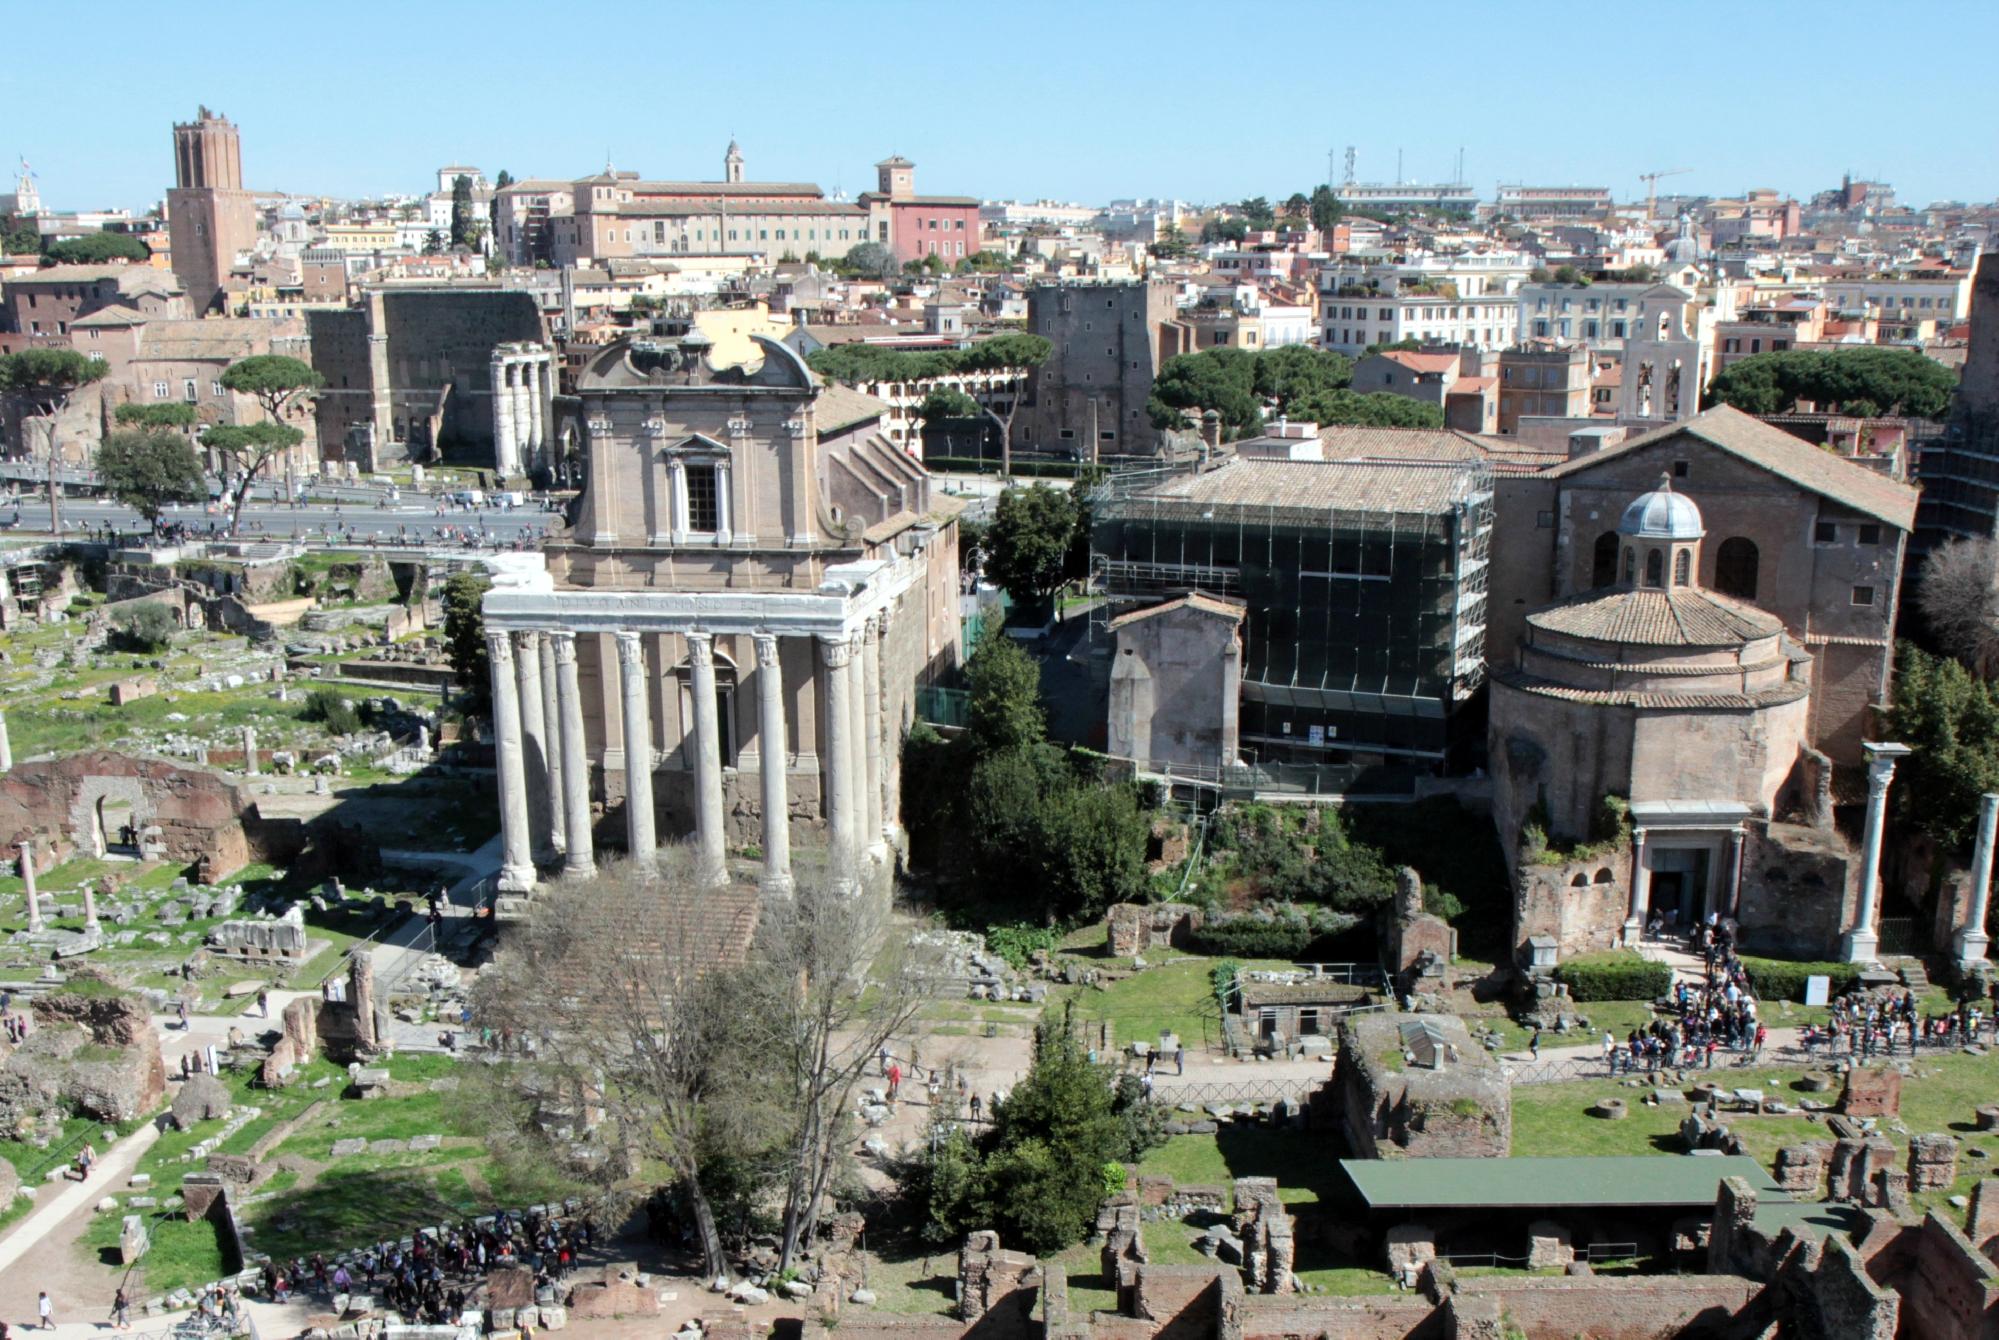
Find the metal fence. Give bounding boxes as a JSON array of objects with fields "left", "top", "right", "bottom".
[{"left": 1145, "top": 1078, "right": 1318, "bottom": 1108}]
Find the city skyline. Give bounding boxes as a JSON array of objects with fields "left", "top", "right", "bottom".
[{"left": 8, "top": 0, "right": 1998, "bottom": 214}]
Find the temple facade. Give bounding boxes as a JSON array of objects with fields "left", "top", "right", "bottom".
[{"left": 481, "top": 335, "right": 962, "bottom": 913}]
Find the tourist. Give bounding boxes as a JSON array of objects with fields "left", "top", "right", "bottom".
[
  {"left": 1174, "top": 1045, "right": 1185, "bottom": 1076},
  {"left": 1529, "top": 1029, "right": 1541, "bottom": 1061},
  {"left": 177, "top": 1000, "right": 190, "bottom": 1031},
  {"left": 969, "top": 1093, "right": 982, "bottom": 1123},
  {"left": 886, "top": 1061, "right": 901, "bottom": 1101},
  {"left": 36, "top": 1292, "right": 51, "bottom": 1331},
  {"left": 257, "top": 989, "right": 271, "bottom": 1018},
  {"left": 111, "top": 1287, "right": 131, "bottom": 1331}
]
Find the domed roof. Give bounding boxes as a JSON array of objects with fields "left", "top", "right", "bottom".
[
  {"left": 278, "top": 201, "right": 305, "bottom": 220},
  {"left": 1618, "top": 475, "right": 1704, "bottom": 540},
  {"left": 1664, "top": 234, "right": 1699, "bottom": 264}
]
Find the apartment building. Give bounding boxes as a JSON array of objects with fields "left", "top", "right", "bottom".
[{"left": 1317, "top": 254, "right": 1527, "bottom": 354}]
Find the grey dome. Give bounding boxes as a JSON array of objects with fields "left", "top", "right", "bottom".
[{"left": 1618, "top": 477, "right": 1704, "bottom": 540}]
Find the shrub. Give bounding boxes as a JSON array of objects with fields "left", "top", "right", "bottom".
[
  {"left": 1190, "top": 919, "right": 1311, "bottom": 958},
  {"left": 1740, "top": 957, "right": 1861, "bottom": 1003},
  {"left": 1556, "top": 951, "right": 1672, "bottom": 1002},
  {"left": 108, "top": 601, "right": 177, "bottom": 651},
  {"left": 986, "top": 923, "right": 1061, "bottom": 970},
  {"left": 303, "top": 687, "right": 362, "bottom": 735}
]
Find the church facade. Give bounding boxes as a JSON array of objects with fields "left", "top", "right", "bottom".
[{"left": 480, "top": 335, "right": 962, "bottom": 913}]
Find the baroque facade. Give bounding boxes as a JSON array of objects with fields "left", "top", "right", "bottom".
[{"left": 480, "top": 335, "right": 961, "bottom": 914}]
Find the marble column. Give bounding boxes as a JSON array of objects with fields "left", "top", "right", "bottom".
[
  {"left": 862, "top": 616, "right": 885, "bottom": 855},
  {"left": 487, "top": 631, "right": 536, "bottom": 893},
  {"left": 819, "top": 633, "right": 857, "bottom": 886},
  {"left": 492, "top": 358, "right": 519, "bottom": 477},
  {"left": 688, "top": 633, "right": 726, "bottom": 885},
  {"left": 0, "top": 709, "right": 12, "bottom": 772},
  {"left": 82, "top": 881, "right": 98, "bottom": 931},
  {"left": 526, "top": 358, "right": 547, "bottom": 466},
  {"left": 242, "top": 726, "right": 258, "bottom": 776},
  {"left": 514, "top": 632, "right": 555, "bottom": 865},
  {"left": 668, "top": 457, "right": 689, "bottom": 544},
  {"left": 846, "top": 628, "right": 873, "bottom": 864},
  {"left": 539, "top": 635, "right": 566, "bottom": 855},
  {"left": 19, "top": 840, "right": 38, "bottom": 931},
  {"left": 1727, "top": 828, "right": 1746, "bottom": 919},
  {"left": 1844, "top": 742, "right": 1910, "bottom": 963},
  {"left": 1623, "top": 827, "right": 1651, "bottom": 945},
  {"left": 754, "top": 634, "right": 793, "bottom": 896},
  {"left": 616, "top": 633, "right": 657, "bottom": 865},
  {"left": 1957, "top": 792, "right": 1998, "bottom": 968},
  {"left": 715, "top": 462, "right": 733, "bottom": 545},
  {"left": 512, "top": 363, "right": 533, "bottom": 471},
  {"left": 552, "top": 633, "right": 596, "bottom": 879}
]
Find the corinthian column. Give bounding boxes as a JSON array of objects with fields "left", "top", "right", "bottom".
[
  {"left": 514, "top": 632, "right": 554, "bottom": 865},
  {"left": 539, "top": 634, "right": 566, "bottom": 855},
  {"left": 688, "top": 633, "right": 727, "bottom": 886},
  {"left": 552, "top": 633, "right": 596, "bottom": 879},
  {"left": 819, "top": 633, "right": 856, "bottom": 888},
  {"left": 487, "top": 630, "right": 536, "bottom": 892},
  {"left": 617, "top": 632, "right": 657, "bottom": 864},
  {"left": 492, "top": 357, "right": 519, "bottom": 477},
  {"left": 862, "top": 616, "right": 885, "bottom": 856},
  {"left": 754, "top": 634, "right": 792, "bottom": 896},
  {"left": 1960, "top": 793, "right": 1999, "bottom": 969},
  {"left": 1844, "top": 742, "right": 1911, "bottom": 964},
  {"left": 846, "top": 628, "right": 874, "bottom": 864}
]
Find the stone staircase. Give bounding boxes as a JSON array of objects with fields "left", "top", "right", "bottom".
[{"left": 1890, "top": 956, "right": 1932, "bottom": 994}]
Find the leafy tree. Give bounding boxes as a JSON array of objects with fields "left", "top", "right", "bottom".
[
  {"left": 920, "top": 387, "right": 982, "bottom": 423},
  {"left": 114, "top": 401, "right": 198, "bottom": 429},
  {"left": 1200, "top": 216, "right": 1248, "bottom": 245},
  {"left": 1238, "top": 197, "right": 1276, "bottom": 229},
  {"left": 1886, "top": 644, "right": 1999, "bottom": 851},
  {"left": 96, "top": 428, "right": 205, "bottom": 523},
  {"left": 303, "top": 686, "right": 362, "bottom": 735},
  {"left": 958, "top": 515, "right": 988, "bottom": 574},
  {"left": 1309, "top": 184, "right": 1343, "bottom": 233},
  {"left": 442, "top": 571, "right": 493, "bottom": 716},
  {"left": 1362, "top": 337, "right": 1423, "bottom": 357},
  {"left": 488, "top": 168, "right": 513, "bottom": 241},
  {"left": 1283, "top": 192, "right": 1310, "bottom": 219},
  {"left": 984, "top": 484, "right": 1079, "bottom": 607},
  {"left": 1148, "top": 346, "right": 1262, "bottom": 435},
  {"left": 0, "top": 348, "right": 107, "bottom": 536},
  {"left": 1918, "top": 537, "right": 1999, "bottom": 676},
  {"left": 44, "top": 232, "right": 151, "bottom": 264},
  {"left": 109, "top": 602, "right": 178, "bottom": 652},
  {"left": 841, "top": 241, "right": 897, "bottom": 280},
  {"left": 965, "top": 634, "right": 1045, "bottom": 756},
  {"left": 1705, "top": 348, "right": 1956, "bottom": 420},
  {"left": 1151, "top": 223, "right": 1193, "bottom": 260},
  {"left": 1602, "top": 264, "right": 1659, "bottom": 283},
  {"left": 448, "top": 173, "right": 476, "bottom": 248},
  {"left": 956, "top": 332, "right": 1051, "bottom": 475},
  {"left": 1293, "top": 388, "right": 1446, "bottom": 429},
  {"left": 1251, "top": 344, "right": 1352, "bottom": 415},
  {"left": 424, "top": 229, "right": 444, "bottom": 255},
  {"left": 212, "top": 355, "right": 323, "bottom": 532},
  {"left": 201, "top": 422, "right": 302, "bottom": 533},
  {"left": 0, "top": 212, "right": 39, "bottom": 255},
  {"left": 1551, "top": 265, "right": 1586, "bottom": 285}
]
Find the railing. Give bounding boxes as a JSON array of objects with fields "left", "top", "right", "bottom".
[
  {"left": 24, "top": 1121, "right": 100, "bottom": 1185},
  {"left": 1144, "top": 1078, "right": 1320, "bottom": 1108}
]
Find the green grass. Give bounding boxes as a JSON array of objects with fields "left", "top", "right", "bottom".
[
  {"left": 81, "top": 1208, "right": 229, "bottom": 1295},
  {"left": 1050, "top": 955, "right": 1298, "bottom": 1055}
]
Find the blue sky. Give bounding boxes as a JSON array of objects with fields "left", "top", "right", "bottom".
[{"left": 11, "top": 0, "right": 1998, "bottom": 214}]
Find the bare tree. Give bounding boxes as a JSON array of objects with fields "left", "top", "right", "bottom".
[
  {"left": 470, "top": 847, "right": 757, "bottom": 1283},
  {"left": 729, "top": 879, "right": 928, "bottom": 1272},
  {"left": 1919, "top": 537, "right": 1999, "bottom": 675}
]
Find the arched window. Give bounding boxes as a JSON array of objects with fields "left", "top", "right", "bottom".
[
  {"left": 1673, "top": 549, "right": 1691, "bottom": 587},
  {"left": 1644, "top": 548, "right": 1664, "bottom": 588},
  {"left": 1623, "top": 547, "right": 1636, "bottom": 584},
  {"left": 1714, "top": 537, "right": 1759, "bottom": 600},
  {"left": 1591, "top": 532, "right": 1619, "bottom": 589}
]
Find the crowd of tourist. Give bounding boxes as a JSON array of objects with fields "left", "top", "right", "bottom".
[
  {"left": 260, "top": 1206, "right": 597, "bottom": 1324},
  {"left": 1801, "top": 988, "right": 1997, "bottom": 1056}
]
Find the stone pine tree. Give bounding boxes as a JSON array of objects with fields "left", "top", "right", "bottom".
[
  {"left": 958, "top": 333, "right": 1051, "bottom": 477},
  {"left": 0, "top": 348, "right": 109, "bottom": 536},
  {"left": 210, "top": 354, "right": 324, "bottom": 532}
]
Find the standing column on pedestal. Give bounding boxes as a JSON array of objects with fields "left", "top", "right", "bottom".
[
  {"left": 688, "top": 633, "right": 727, "bottom": 885},
  {"left": 82, "top": 881, "right": 98, "bottom": 931},
  {"left": 1624, "top": 828, "right": 1652, "bottom": 945},
  {"left": 846, "top": 628, "right": 873, "bottom": 864},
  {"left": 539, "top": 635, "right": 566, "bottom": 855},
  {"left": 616, "top": 633, "right": 657, "bottom": 864},
  {"left": 820, "top": 633, "right": 857, "bottom": 887},
  {"left": 0, "top": 708, "right": 12, "bottom": 771},
  {"left": 1845, "top": 742, "right": 1910, "bottom": 963},
  {"left": 487, "top": 631, "right": 536, "bottom": 892},
  {"left": 754, "top": 634, "right": 793, "bottom": 896},
  {"left": 242, "top": 726, "right": 258, "bottom": 776},
  {"left": 552, "top": 633, "right": 596, "bottom": 878},
  {"left": 862, "top": 617, "right": 885, "bottom": 854},
  {"left": 527, "top": 357, "right": 548, "bottom": 468},
  {"left": 514, "top": 632, "right": 555, "bottom": 865},
  {"left": 491, "top": 358, "right": 519, "bottom": 477},
  {"left": 19, "top": 840, "right": 38, "bottom": 931},
  {"left": 1958, "top": 792, "right": 1998, "bottom": 967},
  {"left": 1727, "top": 829, "right": 1746, "bottom": 919}
]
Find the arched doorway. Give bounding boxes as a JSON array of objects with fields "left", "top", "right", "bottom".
[{"left": 1591, "top": 532, "right": 1619, "bottom": 588}]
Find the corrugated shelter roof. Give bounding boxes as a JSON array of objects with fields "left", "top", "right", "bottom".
[
  {"left": 1139, "top": 457, "right": 1486, "bottom": 519},
  {"left": 1341, "top": 1156, "right": 1785, "bottom": 1210},
  {"left": 1547, "top": 405, "right": 1916, "bottom": 530},
  {"left": 1527, "top": 585, "right": 1784, "bottom": 647}
]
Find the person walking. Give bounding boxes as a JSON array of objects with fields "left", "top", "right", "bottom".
[
  {"left": 112, "top": 1286, "right": 131, "bottom": 1331},
  {"left": 1529, "top": 1029, "right": 1542, "bottom": 1061},
  {"left": 1174, "top": 1045, "right": 1185, "bottom": 1076},
  {"left": 37, "top": 1291, "right": 52, "bottom": 1331}
]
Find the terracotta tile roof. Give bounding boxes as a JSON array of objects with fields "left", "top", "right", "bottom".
[
  {"left": 1493, "top": 665, "right": 1812, "bottom": 711},
  {"left": 1527, "top": 584, "right": 1784, "bottom": 648},
  {"left": 1143, "top": 457, "right": 1486, "bottom": 517},
  {"left": 1108, "top": 592, "right": 1247, "bottom": 631},
  {"left": 1381, "top": 350, "right": 1459, "bottom": 375},
  {"left": 812, "top": 384, "right": 893, "bottom": 437},
  {"left": 1546, "top": 405, "right": 1917, "bottom": 530},
  {"left": 1315, "top": 425, "right": 1563, "bottom": 475}
]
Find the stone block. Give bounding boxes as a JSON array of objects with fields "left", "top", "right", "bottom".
[
  {"left": 1907, "top": 1133, "right": 1960, "bottom": 1192},
  {"left": 1840, "top": 1067, "right": 1902, "bottom": 1118},
  {"left": 1525, "top": 1219, "right": 1572, "bottom": 1270},
  {"left": 120, "top": 1214, "right": 150, "bottom": 1264},
  {"left": 1384, "top": 1224, "right": 1435, "bottom": 1273},
  {"left": 331, "top": 1139, "right": 367, "bottom": 1158}
]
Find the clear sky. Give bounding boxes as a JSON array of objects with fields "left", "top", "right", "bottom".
[{"left": 10, "top": 0, "right": 1998, "bottom": 214}]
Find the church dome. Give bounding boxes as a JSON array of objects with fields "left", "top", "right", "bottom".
[
  {"left": 1618, "top": 477, "right": 1704, "bottom": 541},
  {"left": 1664, "top": 234, "right": 1699, "bottom": 264}
]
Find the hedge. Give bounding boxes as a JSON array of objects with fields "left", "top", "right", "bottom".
[
  {"left": 1740, "top": 957, "right": 1861, "bottom": 1003},
  {"left": 1556, "top": 951, "right": 1673, "bottom": 1002},
  {"left": 1190, "top": 920, "right": 1312, "bottom": 959}
]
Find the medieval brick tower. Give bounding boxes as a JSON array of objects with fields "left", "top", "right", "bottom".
[{"left": 166, "top": 107, "right": 258, "bottom": 314}]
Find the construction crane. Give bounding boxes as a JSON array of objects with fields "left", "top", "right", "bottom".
[{"left": 1639, "top": 168, "right": 1692, "bottom": 222}]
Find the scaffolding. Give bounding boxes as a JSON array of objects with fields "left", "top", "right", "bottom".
[{"left": 1090, "top": 455, "right": 1493, "bottom": 787}]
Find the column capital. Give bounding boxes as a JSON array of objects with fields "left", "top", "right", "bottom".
[
  {"left": 615, "top": 629, "right": 645, "bottom": 669},
  {"left": 549, "top": 630, "right": 578, "bottom": 663},
  {"left": 687, "top": 631, "right": 715, "bottom": 667},
  {"left": 510, "top": 628, "right": 541, "bottom": 655},
  {"left": 486, "top": 629, "right": 517, "bottom": 665},
  {"left": 754, "top": 632, "right": 780, "bottom": 668},
  {"left": 818, "top": 632, "right": 853, "bottom": 668},
  {"left": 1632, "top": 826, "right": 1647, "bottom": 844}
]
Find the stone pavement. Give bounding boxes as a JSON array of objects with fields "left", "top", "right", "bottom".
[{"left": 0, "top": 1121, "right": 161, "bottom": 1278}]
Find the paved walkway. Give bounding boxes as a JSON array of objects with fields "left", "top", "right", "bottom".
[{"left": 0, "top": 1121, "right": 160, "bottom": 1278}]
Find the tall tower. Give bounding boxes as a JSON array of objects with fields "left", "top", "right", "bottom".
[
  {"left": 875, "top": 156, "right": 915, "bottom": 199},
  {"left": 166, "top": 106, "right": 258, "bottom": 313},
  {"left": 724, "top": 140, "right": 744, "bottom": 184}
]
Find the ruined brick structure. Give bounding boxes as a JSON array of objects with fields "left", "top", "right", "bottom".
[{"left": 0, "top": 751, "right": 254, "bottom": 879}]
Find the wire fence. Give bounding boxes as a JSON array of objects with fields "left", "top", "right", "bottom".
[{"left": 1144, "top": 1078, "right": 1319, "bottom": 1108}]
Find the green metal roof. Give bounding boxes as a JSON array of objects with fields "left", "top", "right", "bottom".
[{"left": 1340, "top": 1156, "right": 1787, "bottom": 1211}]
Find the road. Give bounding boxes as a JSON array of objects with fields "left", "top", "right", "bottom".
[{"left": 0, "top": 495, "right": 561, "bottom": 548}]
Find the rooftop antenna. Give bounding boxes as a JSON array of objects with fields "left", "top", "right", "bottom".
[
  {"left": 1344, "top": 146, "right": 1356, "bottom": 186},
  {"left": 1396, "top": 148, "right": 1403, "bottom": 185},
  {"left": 1455, "top": 146, "right": 1465, "bottom": 187},
  {"left": 1326, "top": 146, "right": 1337, "bottom": 189}
]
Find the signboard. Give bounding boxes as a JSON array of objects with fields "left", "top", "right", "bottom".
[
  {"left": 1307, "top": 725, "right": 1325, "bottom": 746},
  {"left": 1803, "top": 975, "right": 1831, "bottom": 1007}
]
